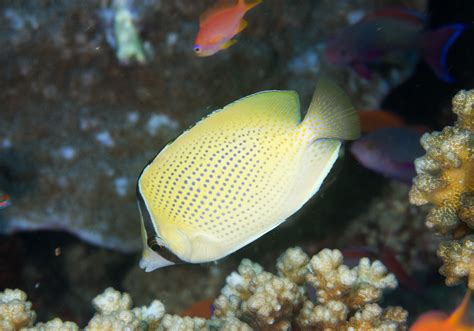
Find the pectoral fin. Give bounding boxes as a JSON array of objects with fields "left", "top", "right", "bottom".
[
  {"left": 221, "top": 39, "right": 237, "bottom": 49},
  {"left": 237, "top": 19, "right": 248, "bottom": 33}
]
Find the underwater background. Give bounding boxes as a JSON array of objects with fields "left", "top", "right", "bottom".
[{"left": 0, "top": 0, "right": 473, "bottom": 329}]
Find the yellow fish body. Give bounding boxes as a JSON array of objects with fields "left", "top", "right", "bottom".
[{"left": 137, "top": 79, "right": 360, "bottom": 271}]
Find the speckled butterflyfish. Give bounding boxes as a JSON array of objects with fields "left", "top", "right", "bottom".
[{"left": 137, "top": 78, "right": 360, "bottom": 271}]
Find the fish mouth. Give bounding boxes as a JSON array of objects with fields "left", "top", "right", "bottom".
[
  {"left": 193, "top": 44, "right": 217, "bottom": 57},
  {"left": 193, "top": 44, "right": 209, "bottom": 57},
  {"left": 194, "top": 50, "right": 213, "bottom": 57},
  {"left": 139, "top": 246, "right": 176, "bottom": 272}
]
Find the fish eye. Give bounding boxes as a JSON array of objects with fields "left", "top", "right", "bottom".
[
  {"left": 148, "top": 236, "right": 183, "bottom": 264},
  {"left": 147, "top": 237, "right": 162, "bottom": 251},
  {"left": 194, "top": 45, "right": 201, "bottom": 53}
]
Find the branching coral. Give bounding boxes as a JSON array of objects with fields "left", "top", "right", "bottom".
[
  {"left": 32, "top": 318, "right": 79, "bottom": 331},
  {"left": 214, "top": 254, "right": 303, "bottom": 330},
  {"left": 337, "top": 181, "right": 439, "bottom": 277},
  {"left": 0, "top": 289, "right": 36, "bottom": 331},
  {"left": 297, "top": 249, "right": 400, "bottom": 330},
  {"left": 437, "top": 235, "right": 474, "bottom": 289},
  {"left": 157, "top": 314, "right": 208, "bottom": 330},
  {"left": 409, "top": 89, "right": 474, "bottom": 288},
  {"left": 0, "top": 287, "right": 166, "bottom": 331},
  {"left": 1, "top": 247, "right": 406, "bottom": 330},
  {"left": 214, "top": 247, "right": 405, "bottom": 330},
  {"left": 86, "top": 287, "right": 165, "bottom": 330}
]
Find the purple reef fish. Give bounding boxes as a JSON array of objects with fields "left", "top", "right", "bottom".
[
  {"left": 350, "top": 127, "right": 424, "bottom": 183},
  {"left": 325, "top": 7, "right": 467, "bottom": 82},
  {"left": 0, "top": 192, "right": 11, "bottom": 210}
]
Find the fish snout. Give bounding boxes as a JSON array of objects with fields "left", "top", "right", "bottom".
[
  {"left": 193, "top": 43, "right": 220, "bottom": 57},
  {"left": 193, "top": 44, "right": 203, "bottom": 55}
]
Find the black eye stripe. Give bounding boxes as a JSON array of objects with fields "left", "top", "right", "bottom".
[
  {"left": 137, "top": 184, "right": 157, "bottom": 242},
  {"left": 146, "top": 236, "right": 182, "bottom": 264},
  {"left": 136, "top": 183, "right": 184, "bottom": 265}
]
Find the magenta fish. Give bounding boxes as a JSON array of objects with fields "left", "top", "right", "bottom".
[
  {"left": 350, "top": 127, "right": 424, "bottom": 183},
  {"left": 325, "top": 7, "right": 467, "bottom": 82},
  {"left": 0, "top": 192, "right": 11, "bottom": 210}
]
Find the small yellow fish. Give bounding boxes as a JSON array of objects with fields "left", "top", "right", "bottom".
[{"left": 137, "top": 78, "right": 360, "bottom": 271}]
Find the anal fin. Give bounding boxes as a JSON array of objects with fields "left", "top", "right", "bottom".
[
  {"left": 237, "top": 19, "right": 248, "bottom": 33},
  {"left": 222, "top": 39, "right": 237, "bottom": 49},
  {"left": 276, "top": 139, "right": 341, "bottom": 220}
]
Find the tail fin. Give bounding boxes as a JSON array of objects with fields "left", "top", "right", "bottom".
[
  {"left": 445, "top": 288, "right": 471, "bottom": 326},
  {"left": 299, "top": 78, "right": 360, "bottom": 142},
  {"left": 421, "top": 24, "right": 466, "bottom": 83},
  {"left": 239, "top": 0, "right": 262, "bottom": 11}
]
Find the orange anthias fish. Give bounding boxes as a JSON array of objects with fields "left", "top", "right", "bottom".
[
  {"left": 182, "top": 298, "right": 214, "bottom": 319},
  {"left": 194, "top": 0, "right": 262, "bottom": 57},
  {"left": 357, "top": 109, "right": 405, "bottom": 133},
  {"left": 410, "top": 289, "right": 473, "bottom": 331},
  {"left": 357, "top": 109, "right": 429, "bottom": 134}
]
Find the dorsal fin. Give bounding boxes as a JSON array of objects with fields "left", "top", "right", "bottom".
[
  {"left": 208, "top": 90, "right": 301, "bottom": 127},
  {"left": 165, "top": 90, "right": 300, "bottom": 153},
  {"left": 298, "top": 77, "right": 360, "bottom": 142},
  {"left": 363, "top": 7, "right": 426, "bottom": 26},
  {"left": 200, "top": 0, "right": 238, "bottom": 24}
]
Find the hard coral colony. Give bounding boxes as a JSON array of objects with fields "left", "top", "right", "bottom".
[
  {"left": 0, "top": 247, "right": 406, "bottom": 330},
  {"left": 409, "top": 89, "right": 474, "bottom": 289}
]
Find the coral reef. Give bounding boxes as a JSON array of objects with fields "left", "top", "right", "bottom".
[
  {"left": 0, "top": 289, "right": 36, "bottom": 330},
  {"left": 102, "top": 0, "right": 153, "bottom": 65},
  {"left": 409, "top": 89, "right": 474, "bottom": 288},
  {"left": 337, "top": 182, "right": 438, "bottom": 276},
  {"left": 437, "top": 236, "right": 474, "bottom": 290},
  {"left": 0, "top": 247, "right": 406, "bottom": 330},
  {"left": 86, "top": 287, "right": 164, "bottom": 330},
  {"left": 32, "top": 319, "right": 79, "bottom": 331},
  {"left": 213, "top": 247, "right": 405, "bottom": 330}
]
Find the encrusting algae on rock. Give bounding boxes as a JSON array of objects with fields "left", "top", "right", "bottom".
[
  {"left": 0, "top": 247, "right": 407, "bottom": 330},
  {"left": 409, "top": 89, "right": 474, "bottom": 289}
]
